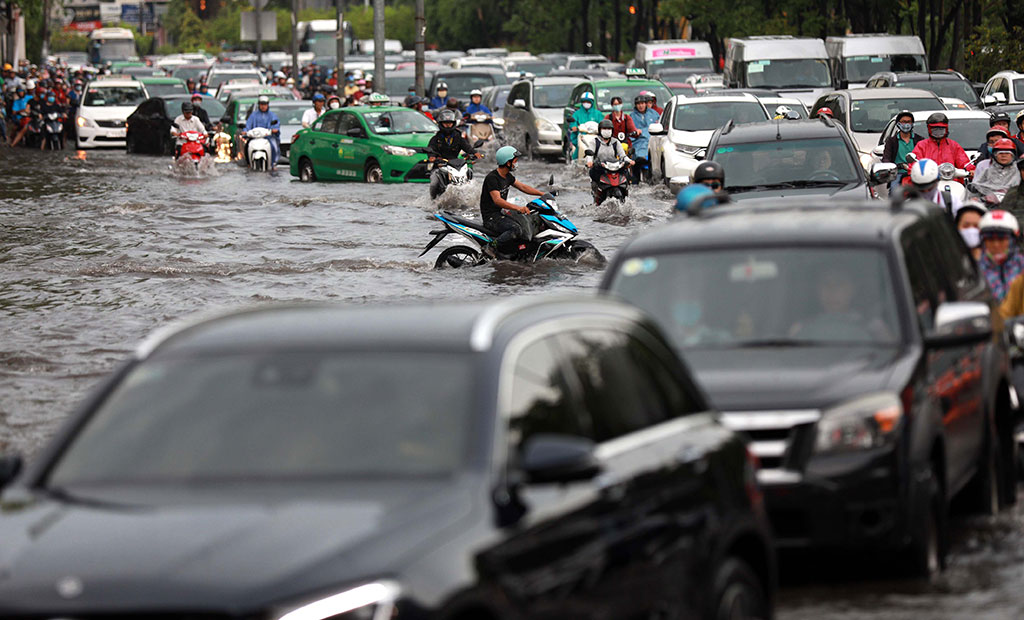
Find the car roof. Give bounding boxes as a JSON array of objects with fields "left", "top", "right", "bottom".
[
  {"left": 434, "top": 67, "right": 506, "bottom": 75},
  {"left": 137, "top": 296, "right": 646, "bottom": 359},
  {"left": 590, "top": 78, "right": 665, "bottom": 87},
  {"left": 713, "top": 118, "right": 846, "bottom": 142},
  {"left": 524, "top": 76, "right": 580, "bottom": 85},
  {"left": 889, "top": 72, "right": 968, "bottom": 82},
  {"left": 617, "top": 199, "right": 939, "bottom": 255},
  {"left": 671, "top": 93, "right": 760, "bottom": 104},
  {"left": 836, "top": 87, "right": 941, "bottom": 100},
  {"left": 903, "top": 109, "right": 989, "bottom": 120},
  {"left": 137, "top": 76, "right": 183, "bottom": 83},
  {"left": 87, "top": 79, "right": 142, "bottom": 87}
]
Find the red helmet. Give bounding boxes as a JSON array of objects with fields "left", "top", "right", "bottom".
[
  {"left": 993, "top": 138, "right": 1016, "bottom": 153},
  {"left": 816, "top": 107, "right": 833, "bottom": 118}
]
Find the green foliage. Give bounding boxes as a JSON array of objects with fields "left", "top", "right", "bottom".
[
  {"left": 346, "top": 5, "right": 416, "bottom": 49},
  {"left": 965, "top": 25, "right": 1024, "bottom": 82},
  {"left": 50, "top": 31, "right": 90, "bottom": 53}
]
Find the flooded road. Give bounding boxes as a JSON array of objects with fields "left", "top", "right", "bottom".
[{"left": 3, "top": 147, "right": 1024, "bottom": 617}]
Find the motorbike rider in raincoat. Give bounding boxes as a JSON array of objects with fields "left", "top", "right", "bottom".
[
  {"left": 629, "top": 93, "right": 659, "bottom": 184},
  {"left": 243, "top": 95, "right": 281, "bottom": 169},
  {"left": 566, "top": 91, "right": 603, "bottom": 160},
  {"left": 977, "top": 210, "right": 1024, "bottom": 302},
  {"left": 972, "top": 138, "right": 1021, "bottom": 203},
  {"left": 911, "top": 112, "right": 970, "bottom": 168}
]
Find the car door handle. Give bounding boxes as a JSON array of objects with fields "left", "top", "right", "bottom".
[{"left": 331, "top": 143, "right": 338, "bottom": 148}]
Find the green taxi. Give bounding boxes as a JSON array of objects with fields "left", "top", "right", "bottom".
[
  {"left": 289, "top": 106, "right": 437, "bottom": 183},
  {"left": 561, "top": 73, "right": 672, "bottom": 154},
  {"left": 137, "top": 76, "right": 188, "bottom": 98},
  {"left": 219, "top": 90, "right": 295, "bottom": 155}
]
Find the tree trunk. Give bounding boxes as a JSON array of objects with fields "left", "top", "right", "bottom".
[
  {"left": 948, "top": 3, "right": 962, "bottom": 70},
  {"left": 581, "top": 0, "right": 590, "bottom": 53},
  {"left": 650, "top": 0, "right": 658, "bottom": 39},
  {"left": 614, "top": 0, "right": 621, "bottom": 61},
  {"left": 632, "top": 0, "right": 644, "bottom": 50},
  {"left": 917, "top": 0, "right": 925, "bottom": 42},
  {"left": 599, "top": 15, "right": 607, "bottom": 57}
]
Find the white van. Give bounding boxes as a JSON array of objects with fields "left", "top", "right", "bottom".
[
  {"left": 724, "top": 36, "right": 832, "bottom": 106},
  {"left": 633, "top": 40, "right": 715, "bottom": 76},
  {"left": 825, "top": 34, "right": 927, "bottom": 89}
]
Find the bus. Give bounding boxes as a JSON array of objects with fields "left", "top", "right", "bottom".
[
  {"left": 89, "top": 27, "right": 137, "bottom": 64},
  {"left": 297, "top": 20, "right": 356, "bottom": 58}
]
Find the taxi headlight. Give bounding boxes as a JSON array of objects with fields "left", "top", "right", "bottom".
[
  {"left": 814, "top": 393, "right": 903, "bottom": 455},
  {"left": 276, "top": 581, "right": 400, "bottom": 620},
  {"left": 382, "top": 145, "right": 416, "bottom": 157}
]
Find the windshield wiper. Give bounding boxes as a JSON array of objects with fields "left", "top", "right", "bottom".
[{"left": 732, "top": 337, "right": 895, "bottom": 348}]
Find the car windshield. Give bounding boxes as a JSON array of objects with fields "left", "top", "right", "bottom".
[
  {"left": 646, "top": 57, "right": 716, "bottom": 72},
  {"left": 143, "top": 82, "right": 187, "bottom": 98},
  {"left": 938, "top": 118, "right": 990, "bottom": 149},
  {"left": 673, "top": 101, "right": 768, "bottom": 131},
  {"left": 593, "top": 84, "right": 672, "bottom": 111},
  {"left": 172, "top": 66, "right": 207, "bottom": 82},
  {"left": 844, "top": 54, "right": 927, "bottom": 82},
  {"left": 363, "top": 109, "right": 437, "bottom": 134},
  {"left": 898, "top": 79, "right": 981, "bottom": 105},
  {"left": 744, "top": 59, "right": 831, "bottom": 88},
  {"left": 509, "top": 61, "right": 555, "bottom": 76},
  {"left": 271, "top": 105, "right": 308, "bottom": 124},
  {"left": 533, "top": 83, "right": 574, "bottom": 108},
  {"left": 850, "top": 97, "right": 939, "bottom": 132},
  {"left": 208, "top": 71, "right": 261, "bottom": 89},
  {"left": 84, "top": 86, "right": 145, "bottom": 107},
  {"left": 713, "top": 137, "right": 860, "bottom": 188},
  {"left": 164, "top": 97, "right": 226, "bottom": 119},
  {"left": 438, "top": 74, "right": 500, "bottom": 98},
  {"left": 386, "top": 74, "right": 417, "bottom": 97},
  {"left": 610, "top": 248, "right": 901, "bottom": 349},
  {"left": 567, "top": 57, "right": 607, "bottom": 69},
  {"left": 46, "top": 352, "right": 474, "bottom": 486}
]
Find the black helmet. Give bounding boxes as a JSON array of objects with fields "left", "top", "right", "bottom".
[
  {"left": 437, "top": 108, "right": 458, "bottom": 127},
  {"left": 181, "top": 101, "right": 193, "bottom": 113},
  {"left": 926, "top": 112, "right": 948, "bottom": 126},
  {"left": 693, "top": 161, "right": 725, "bottom": 184},
  {"left": 895, "top": 109, "right": 914, "bottom": 123},
  {"left": 598, "top": 119, "right": 614, "bottom": 131},
  {"left": 990, "top": 111, "right": 1011, "bottom": 126}
]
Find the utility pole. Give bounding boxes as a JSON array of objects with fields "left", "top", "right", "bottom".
[
  {"left": 41, "top": 0, "right": 50, "bottom": 59},
  {"left": 255, "top": 0, "right": 263, "bottom": 68},
  {"left": 415, "top": 0, "right": 425, "bottom": 96},
  {"left": 372, "top": 0, "right": 384, "bottom": 93},
  {"left": 290, "top": 0, "right": 298, "bottom": 82},
  {"left": 336, "top": 0, "right": 345, "bottom": 91}
]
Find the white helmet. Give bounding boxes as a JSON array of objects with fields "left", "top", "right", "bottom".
[
  {"left": 274, "top": 70, "right": 286, "bottom": 79},
  {"left": 470, "top": 88, "right": 482, "bottom": 96},
  {"left": 25, "top": 79, "right": 35, "bottom": 90},
  {"left": 909, "top": 158, "right": 939, "bottom": 187},
  {"left": 980, "top": 209, "right": 1020, "bottom": 237}
]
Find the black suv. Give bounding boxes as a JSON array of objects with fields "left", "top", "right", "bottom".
[
  {"left": 865, "top": 71, "right": 983, "bottom": 109},
  {"left": 601, "top": 197, "right": 1016, "bottom": 577},
  {"left": 0, "top": 298, "right": 775, "bottom": 619},
  {"left": 705, "top": 117, "right": 873, "bottom": 201}
]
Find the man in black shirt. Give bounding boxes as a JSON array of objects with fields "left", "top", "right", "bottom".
[
  {"left": 480, "top": 145, "right": 545, "bottom": 257},
  {"left": 428, "top": 108, "right": 480, "bottom": 198}
]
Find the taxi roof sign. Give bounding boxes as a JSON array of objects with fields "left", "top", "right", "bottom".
[{"left": 625, "top": 67, "right": 647, "bottom": 78}]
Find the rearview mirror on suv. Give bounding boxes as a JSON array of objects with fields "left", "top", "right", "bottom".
[
  {"left": 925, "top": 301, "right": 992, "bottom": 348},
  {"left": 649, "top": 122, "right": 666, "bottom": 135},
  {"left": 520, "top": 434, "right": 601, "bottom": 484},
  {"left": 513, "top": 99, "right": 527, "bottom": 109},
  {"left": 870, "top": 162, "right": 898, "bottom": 185}
]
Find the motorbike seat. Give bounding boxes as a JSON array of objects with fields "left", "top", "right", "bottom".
[{"left": 442, "top": 211, "right": 496, "bottom": 235}]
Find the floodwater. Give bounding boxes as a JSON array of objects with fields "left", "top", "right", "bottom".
[{"left": 2, "top": 146, "right": 1024, "bottom": 618}]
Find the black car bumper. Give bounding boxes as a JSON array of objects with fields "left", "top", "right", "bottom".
[{"left": 761, "top": 447, "right": 908, "bottom": 548}]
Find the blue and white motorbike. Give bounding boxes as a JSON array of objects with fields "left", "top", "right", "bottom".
[{"left": 420, "top": 192, "right": 604, "bottom": 268}]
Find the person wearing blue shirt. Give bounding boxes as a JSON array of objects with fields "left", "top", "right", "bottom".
[
  {"left": 8, "top": 88, "right": 32, "bottom": 147},
  {"left": 243, "top": 95, "right": 281, "bottom": 169},
  {"left": 464, "top": 89, "right": 492, "bottom": 116},
  {"left": 629, "top": 93, "right": 660, "bottom": 183},
  {"left": 429, "top": 83, "right": 449, "bottom": 112}
]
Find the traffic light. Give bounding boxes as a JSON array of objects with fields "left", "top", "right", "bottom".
[
  {"left": 629, "top": 4, "right": 637, "bottom": 14},
  {"left": 199, "top": 0, "right": 206, "bottom": 11}
]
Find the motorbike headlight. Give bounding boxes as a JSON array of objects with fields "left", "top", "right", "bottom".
[
  {"left": 535, "top": 117, "right": 558, "bottom": 132},
  {"left": 938, "top": 162, "right": 955, "bottom": 180},
  {"left": 814, "top": 393, "right": 903, "bottom": 455},
  {"left": 276, "top": 581, "right": 400, "bottom": 620},
  {"left": 382, "top": 145, "right": 416, "bottom": 157}
]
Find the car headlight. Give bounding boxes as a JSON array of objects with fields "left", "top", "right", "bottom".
[
  {"left": 382, "top": 145, "right": 416, "bottom": 157},
  {"left": 675, "top": 143, "right": 703, "bottom": 155},
  {"left": 535, "top": 117, "right": 558, "bottom": 132},
  {"left": 814, "top": 393, "right": 903, "bottom": 455},
  {"left": 77, "top": 116, "right": 96, "bottom": 128},
  {"left": 276, "top": 581, "right": 400, "bottom": 620},
  {"left": 859, "top": 152, "right": 874, "bottom": 170}
]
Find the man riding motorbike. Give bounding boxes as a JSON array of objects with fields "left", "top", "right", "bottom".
[
  {"left": 911, "top": 112, "right": 970, "bottom": 168},
  {"left": 977, "top": 112, "right": 1022, "bottom": 161},
  {"left": 974, "top": 127, "right": 1011, "bottom": 177},
  {"left": 977, "top": 210, "right": 1024, "bottom": 302},
  {"left": 326, "top": 95, "right": 342, "bottom": 110},
  {"left": 38, "top": 92, "right": 65, "bottom": 150},
  {"left": 480, "top": 145, "right": 546, "bottom": 258},
  {"left": 972, "top": 138, "right": 1020, "bottom": 203},
  {"left": 881, "top": 110, "right": 923, "bottom": 190},
  {"left": 586, "top": 118, "right": 633, "bottom": 202},
  {"left": 605, "top": 96, "right": 638, "bottom": 151},
  {"left": 909, "top": 157, "right": 963, "bottom": 213},
  {"left": 566, "top": 91, "right": 603, "bottom": 160},
  {"left": 692, "top": 161, "right": 726, "bottom": 193},
  {"left": 429, "top": 83, "right": 450, "bottom": 112},
  {"left": 242, "top": 95, "right": 281, "bottom": 170},
  {"left": 629, "top": 93, "right": 659, "bottom": 184},
  {"left": 302, "top": 93, "right": 326, "bottom": 128},
  {"left": 465, "top": 89, "right": 492, "bottom": 116},
  {"left": 170, "top": 101, "right": 207, "bottom": 158},
  {"left": 427, "top": 108, "right": 480, "bottom": 198}
]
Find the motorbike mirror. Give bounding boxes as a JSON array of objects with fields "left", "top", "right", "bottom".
[
  {"left": 473, "top": 139, "right": 485, "bottom": 148},
  {"left": 870, "top": 162, "right": 898, "bottom": 185}
]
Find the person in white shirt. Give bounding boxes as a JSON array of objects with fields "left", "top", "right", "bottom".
[
  {"left": 171, "top": 102, "right": 207, "bottom": 136},
  {"left": 302, "top": 93, "right": 326, "bottom": 128}
]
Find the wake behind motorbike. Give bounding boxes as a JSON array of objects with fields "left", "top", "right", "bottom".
[
  {"left": 245, "top": 127, "right": 274, "bottom": 172},
  {"left": 43, "top": 112, "right": 64, "bottom": 151},
  {"left": 592, "top": 159, "right": 630, "bottom": 205},
  {"left": 420, "top": 192, "right": 604, "bottom": 268}
]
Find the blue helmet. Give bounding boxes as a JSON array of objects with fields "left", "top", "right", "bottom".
[
  {"left": 675, "top": 184, "right": 717, "bottom": 212},
  {"left": 496, "top": 145, "right": 522, "bottom": 166},
  {"left": 312, "top": 93, "right": 325, "bottom": 101}
]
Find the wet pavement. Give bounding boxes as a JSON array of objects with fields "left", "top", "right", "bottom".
[{"left": 3, "top": 146, "right": 1024, "bottom": 617}]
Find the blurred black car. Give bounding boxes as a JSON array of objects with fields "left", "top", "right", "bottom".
[
  {"left": 126, "top": 95, "right": 226, "bottom": 155},
  {"left": 0, "top": 297, "right": 775, "bottom": 619}
]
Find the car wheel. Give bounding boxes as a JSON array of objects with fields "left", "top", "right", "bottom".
[
  {"left": 365, "top": 160, "right": 383, "bottom": 183},
  {"left": 299, "top": 158, "right": 316, "bottom": 182},
  {"left": 710, "top": 558, "right": 768, "bottom": 620},
  {"left": 967, "top": 429, "right": 1002, "bottom": 515},
  {"left": 434, "top": 245, "right": 483, "bottom": 269},
  {"left": 904, "top": 463, "right": 946, "bottom": 579}
]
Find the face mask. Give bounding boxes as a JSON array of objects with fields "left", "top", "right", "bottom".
[
  {"left": 612, "top": 104, "right": 623, "bottom": 112},
  {"left": 581, "top": 101, "right": 592, "bottom": 109},
  {"left": 930, "top": 127, "right": 947, "bottom": 139},
  {"left": 329, "top": 101, "right": 340, "bottom": 109},
  {"left": 600, "top": 129, "right": 612, "bottom": 139},
  {"left": 898, "top": 122, "right": 913, "bottom": 133},
  {"left": 47, "top": 97, "right": 54, "bottom": 103},
  {"left": 960, "top": 227, "right": 981, "bottom": 248}
]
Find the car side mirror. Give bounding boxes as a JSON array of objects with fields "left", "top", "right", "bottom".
[
  {"left": 983, "top": 95, "right": 996, "bottom": 106},
  {"left": 513, "top": 98, "right": 527, "bottom": 109},
  {"left": 346, "top": 126, "right": 364, "bottom": 137},
  {"left": 0, "top": 454, "right": 22, "bottom": 490},
  {"left": 925, "top": 301, "right": 992, "bottom": 348},
  {"left": 520, "top": 434, "right": 601, "bottom": 484},
  {"left": 870, "top": 162, "right": 898, "bottom": 185},
  {"left": 995, "top": 92, "right": 1007, "bottom": 104},
  {"left": 694, "top": 148, "right": 706, "bottom": 161},
  {"left": 649, "top": 122, "right": 666, "bottom": 135},
  {"left": 872, "top": 145, "right": 885, "bottom": 157}
]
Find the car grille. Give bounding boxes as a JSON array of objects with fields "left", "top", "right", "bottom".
[
  {"left": 719, "top": 410, "right": 821, "bottom": 473},
  {"left": 95, "top": 119, "right": 126, "bottom": 128}
]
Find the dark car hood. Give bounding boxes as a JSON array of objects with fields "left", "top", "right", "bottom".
[
  {"left": 0, "top": 478, "right": 479, "bottom": 613},
  {"left": 730, "top": 182, "right": 869, "bottom": 201},
  {"left": 685, "top": 345, "right": 906, "bottom": 411}
]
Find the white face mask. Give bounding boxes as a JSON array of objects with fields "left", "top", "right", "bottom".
[
  {"left": 582, "top": 101, "right": 592, "bottom": 109},
  {"left": 600, "top": 129, "right": 612, "bottom": 139},
  {"left": 960, "top": 227, "right": 981, "bottom": 248},
  {"left": 329, "top": 101, "right": 340, "bottom": 109}
]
